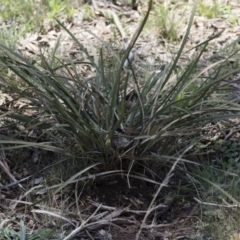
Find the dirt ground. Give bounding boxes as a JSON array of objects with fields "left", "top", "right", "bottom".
[{"left": 17, "top": 0, "right": 240, "bottom": 75}]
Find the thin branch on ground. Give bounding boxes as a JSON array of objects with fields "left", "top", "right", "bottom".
[{"left": 194, "top": 197, "right": 240, "bottom": 208}]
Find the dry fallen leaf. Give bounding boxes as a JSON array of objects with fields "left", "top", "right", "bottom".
[
  {"left": 229, "top": 233, "right": 240, "bottom": 240},
  {"left": 112, "top": 135, "right": 131, "bottom": 150}
]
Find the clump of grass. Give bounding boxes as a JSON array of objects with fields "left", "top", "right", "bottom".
[
  {"left": 188, "top": 160, "right": 240, "bottom": 239},
  {"left": 197, "top": 1, "right": 236, "bottom": 22},
  {"left": 0, "top": 217, "right": 69, "bottom": 239},
  {"left": 0, "top": 219, "right": 26, "bottom": 240},
  {"left": 147, "top": 3, "right": 183, "bottom": 41},
  {"left": 82, "top": 5, "right": 95, "bottom": 21},
  {"left": 0, "top": 0, "right": 75, "bottom": 33},
  {"left": 197, "top": 2, "right": 220, "bottom": 18},
  {"left": 0, "top": 26, "right": 19, "bottom": 52},
  {"left": 1, "top": 1, "right": 240, "bottom": 238}
]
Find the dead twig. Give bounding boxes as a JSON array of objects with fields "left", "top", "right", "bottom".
[
  {"left": 90, "top": 200, "right": 167, "bottom": 214},
  {"left": 194, "top": 197, "right": 240, "bottom": 208}
]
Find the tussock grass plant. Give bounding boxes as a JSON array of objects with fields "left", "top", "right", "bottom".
[
  {"left": 197, "top": 1, "right": 235, "bottom": 20},
  {"left": 1, "top": 0, "right": 240, "bottom": 238},
  {"left": 0, "top": 27, "right": 19, "bottom": 53},
  {"left": 147, "top": 2, "right": 184, "bottom": 41},
  {"left": 0, "top": 219, "right": 25, "bottom": 240},
  {"left": 0, "top": 0, "right": 75, "bottom": 33},
  {"left": 0, "top": 217, "right": 68, "bottom": 240},
  {"left": 188, "top": 163, "right": 240, "bottom": 238}
]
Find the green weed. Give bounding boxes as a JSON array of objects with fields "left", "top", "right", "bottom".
[
  {"left": 147, "top": 3, "right": 183, "bottom": 41},
  {"left": 82, "top": 5, "right": 95, "bottom": 21},
  {"left": 197, "top": 1, "right": 237, "bottom": 23},
  {"left": 0, "top": 0, "right": 75, "bottom": 33}
]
